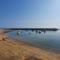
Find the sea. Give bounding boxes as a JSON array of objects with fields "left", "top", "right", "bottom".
[{"left": 7, "top": 29, "right": 60, "bottom": 53}]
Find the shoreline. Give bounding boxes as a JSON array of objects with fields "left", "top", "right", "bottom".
[
  {"left": 0, "top": 30, "right": 60, "bottom": 60},
  {"left": 7, "top": 35, "right": 60, "bottom": 54}
]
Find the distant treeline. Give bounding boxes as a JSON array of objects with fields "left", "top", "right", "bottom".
[{"left": 4, "top": 28, "right": 58, "bottom": 31}]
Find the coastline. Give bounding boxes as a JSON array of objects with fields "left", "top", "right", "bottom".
[{"left": 0, "top": 31, "right": 60, "bottom": 60}]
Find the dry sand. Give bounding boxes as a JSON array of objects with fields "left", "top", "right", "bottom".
[{"left": 0, "top": 30, "right": 60, "bottom": 60}]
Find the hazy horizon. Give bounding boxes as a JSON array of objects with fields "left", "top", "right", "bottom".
[{"left": 0, "top": 0, "right": 60, "bottom": 28}]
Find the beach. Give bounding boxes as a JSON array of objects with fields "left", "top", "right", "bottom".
[{"left": 0, "top": 30, "right": 60, "bottom": 60}]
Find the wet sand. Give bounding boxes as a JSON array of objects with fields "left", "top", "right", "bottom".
[{"left": 0, "top": 30, "right": 60, "bottom": 60}]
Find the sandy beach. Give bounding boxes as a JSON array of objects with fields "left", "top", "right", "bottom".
[{"left": 0, "top": 30, "right": 60, "bottom": 60}]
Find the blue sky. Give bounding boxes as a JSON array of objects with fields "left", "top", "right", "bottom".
[{"left": 0, "top": 0, "right": 60, "bottom": 28}]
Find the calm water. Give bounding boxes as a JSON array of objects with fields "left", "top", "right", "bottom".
[{"left": 7, "top": 30, "right": 60, "bottom": 53}]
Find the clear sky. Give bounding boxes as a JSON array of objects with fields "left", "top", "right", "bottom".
[{"left": 0, "top": 0, "right": 60, "bottom": 28}]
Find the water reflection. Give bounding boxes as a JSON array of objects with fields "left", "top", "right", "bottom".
[{"left": 16, "top": 29, "right": 58, "bottom": 35}]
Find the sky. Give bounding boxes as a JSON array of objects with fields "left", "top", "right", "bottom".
[{"left": 0, "top": 0, "right": 60, "bottom": 28}]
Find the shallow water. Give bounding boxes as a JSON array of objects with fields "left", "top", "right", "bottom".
[{"left": 7, "top": 30, "right": 60, "bottom": 53}]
